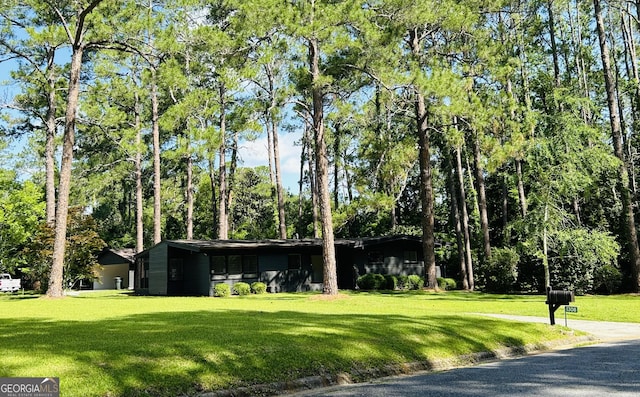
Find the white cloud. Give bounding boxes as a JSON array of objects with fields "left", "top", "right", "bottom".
[{"left": 238, "top": 131, "right": 304, "bottom": 191}]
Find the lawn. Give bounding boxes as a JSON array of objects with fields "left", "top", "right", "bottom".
[{"left": 0, "top": 290, "right": 636, "bottom": 396}]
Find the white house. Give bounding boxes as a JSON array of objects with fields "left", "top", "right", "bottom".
[{"left": 95, "top": 248, "right": 136, "bottom": 290}]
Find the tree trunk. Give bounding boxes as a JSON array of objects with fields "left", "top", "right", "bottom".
[
  {"left": 262, "top": 61, "right": 286, "bottom": 240},
  {"left": 473, "top": 131, "right": 491, "bottom": 260},
  {"left": 516, "top": 159, "right": 528, "bottom": 217},
  {"left": 416, "top": 90, "right": 438, "bottom": 290},
  {"left": 218, "top": 84, "right": 228, "bottom": 240},
  {"left": 228, "top": 129, "right": 239, "bottom": 234},
  {"left": 502, "top": 171, "right": 509, "bottom": 242},
  {"left": 45, "top": 49, "right": 57, "bottom": 227},
  {"left": 266, "top": 110, "right": 275, "bottom": 186},
  {"left": 547, "top": 0, "right": 561, "bottom": 87},
  {"left": 626, "top": 4, "right": 640, "bottom": 121},
  {"left": 567, "top": 0, "right": 592, "bottom": 123},
  {"left": 455, "top": 145, "right": 474, "bottom": 291},
  {"left": 543, "top": 204, "right": 551, "bottom": 288},
  {"left": 343, "top": 145, "right": 353, "bottom": 203},
  {"left": 621, "top": 7, "right": 640, "bottom": 200},
  {"left": 447, "top": 151, "right": 468, "bottom": 290},
  {"left": 573, "top": 197, "right": 582, "bottom": 226},
  {"left": 594, "top": 0, "right": 640, "bottom": 291},
  {"left": 505, "top": 73, "right": 528, "bottom": 219},
  {"left": 298, "top": 123, "right": 309, "bottom": 238},
  {"left": 48, "top": 46, "right": 85, "bottom": 298},
  {"left": 151, "top": 69, "right": 162, "bottom": 244},
  {"left": 47, "top": 0, "right": 103, "bottom": 297},
  {"left": 209, "top": 154, "right": 218, "bottom": 238},
  {"left": 309, "top": 36, "right": 338, "bottom": 295},
  {"left": 411, "top": 28, "right": 438, "bottom": 290},
  {"left": 272, "top": 117, "right": 288, "bottom": 239},
  {"left": 264, "top": 62, "right": 287, "bottom": 239},
  {"left": 309, "top": 138, "right": 319, "bottom": 239},
  {"left": 134, "top": 90, "right": 144, "bottom": 253},
  {"left": 333, "top": 126, "right": 340, "bottom": 209},
  {"left": 186, "top": 148, "right": 193, "bottom": 240}
]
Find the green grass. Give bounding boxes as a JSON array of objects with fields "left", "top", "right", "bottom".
[
  {"left": 411, "top": 291, "right": 640, "bottom": 322},
  {"left": 0, "top": 290, "right": 636, "bottom": 396}
]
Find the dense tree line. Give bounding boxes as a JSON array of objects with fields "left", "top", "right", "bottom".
[{"left": 1, "top": 0, "right": 639, "bottom": 295}]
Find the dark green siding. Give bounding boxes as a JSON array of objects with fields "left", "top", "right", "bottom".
[{"left": 149, "top": 243, "right": 168, "bottom": 295}]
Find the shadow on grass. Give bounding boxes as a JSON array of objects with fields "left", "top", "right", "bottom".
[
  {"left": 0, "top": 294, "right": 40, "bottom": 300},
  {"left": 351, "top": 290, "right": 545, "bottom": 302},
  {"left": 0, "top": 306, "right": 553, "bottom": 397}
]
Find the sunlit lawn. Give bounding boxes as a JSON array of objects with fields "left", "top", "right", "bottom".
[{"left": 0, "top": 290, "right": 636, "bottom": 396}]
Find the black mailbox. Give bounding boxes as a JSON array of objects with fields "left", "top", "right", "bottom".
[
  {"left": 546, "top": 290, "right": 574, "bottom": 305},
  {"left": 545, "top": 287, "right": 575, "bottom": 325}
]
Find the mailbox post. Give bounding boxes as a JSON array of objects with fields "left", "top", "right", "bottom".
[{"left": 545, "top": 286, "right": 574, "bottom": 325}]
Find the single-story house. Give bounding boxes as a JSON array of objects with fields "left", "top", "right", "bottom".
[
  {"left": 134, "top": 235, "right": 437, "bottom": 296},
  {"left": 95, "top": 248, "right": 136, "bottom": 290}
]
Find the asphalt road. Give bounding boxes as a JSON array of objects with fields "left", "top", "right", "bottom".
[
  {"left": 288, "top": 315, "right": 640, "bottom": 397},
  {"left": 291, "top": 340, "right": 640, "bottom": 396}
]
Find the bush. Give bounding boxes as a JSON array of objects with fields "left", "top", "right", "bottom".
[
  {"left": 548, "top": 228, "right": 620, "bottom": 294},
  {"left": 384, "top": 275, "right": 398, "bottom": 290},
  {"left": 251, "top": 282, "right": 267, "bottom": 294},
  {"left": 214, "top": 283, "right": 230, "bottom": 297},
  {"left": 438, "top": 277, "right": 457, "bottom": 290},
  {"left": 233, "top": 282, "right": 251, "bottom": 296},
  {"left": 397, "top": 275, "right": 409, "bottom": 290},
  {"left": 357, "top": 273, "right": 386, "bottom": 290},
  {"left": 406, "top": 275, "right": 424, "bottom": 290},
  {"left": 480, "top": 247, "right": 519, "bottom": 293},
  {"left": 593, "top": 264, "right": 622, "bottom": 294}
]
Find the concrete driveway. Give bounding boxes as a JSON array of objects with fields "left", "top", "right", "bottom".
[{"left": 478, "top": 314, "right": 640, "bottom": 341}]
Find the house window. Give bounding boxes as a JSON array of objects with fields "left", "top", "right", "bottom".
[
  {"left": 288, "top": 254, "right": 302, "bottom": 270},
  {"left": 243, "top": 255, "right": 258, "bottom": 276},
  {"left": 228, "top": 255, "right": 242, "bottom": 275},
  {"left": 211, "top": 256, "right": 226, "bottom": 275},
  {"left": 404, "top": 251, "right": 418, "bottom": 263},
  {"left": 210, "top": 255, "right": 259, "bottom": 278}
]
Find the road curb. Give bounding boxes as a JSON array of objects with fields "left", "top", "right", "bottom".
[{"left": 197, "top": 335, "right": 596, "bottom": 397}]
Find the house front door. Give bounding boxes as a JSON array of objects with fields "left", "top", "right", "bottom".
[
  {"left": 311, "top": 255, "right": 323, "bottom": 284},
  {"left": 167, "top": 258, "right": 184, "bottom": 295}
]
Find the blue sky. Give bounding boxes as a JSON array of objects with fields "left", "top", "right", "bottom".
[
  {"left": 0, "top": 58, "right": 30, "bottom": 170},
  {"left": 239, "top": 132, "right": 304, "bottom": 192}
]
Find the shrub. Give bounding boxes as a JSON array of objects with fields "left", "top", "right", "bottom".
[
  {"left": 397, "top": 275, "right": 409, "bottom": 290},
  {"left": 251, "top": 281, "right": 267, "bottom": 294},
  {"left": 479, "top": 247, "right": 519, "bottom": 293},
  {"left": 438, "top": 277, "right": 457, "bottom": 290},
  {"left": 384, "top": 275, "right": 398, "bottom": 290},
  {"left": 593, "top": 264, "right": 622, "bottom": 294},
  {"left": 548, "top": 228, "right": 620, "bottom": 294},
  {"left": 233, "top": 282, "right": 251, "bottom": 296},
  {"left": 357, "top": 273, "right": 386, "bottom": 290},
  {"left": 214, "top": 283, "right": 230, "bottom": 297},
  {"left": 406, "top": 275, "right": 424, "bottom": 290}
]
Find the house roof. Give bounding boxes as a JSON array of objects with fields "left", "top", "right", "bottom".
[
  {"left": 98, "top": 248, "right": 136, "bottom": 265},
  {"left": 160, "top": 238, "right": 353, "bottom": 252},
  {"left": 351, "top": 235, "right": 423, "bottom": 249},
  {"left": 136, "top": 235, "right": 424, "bottom": 258}
]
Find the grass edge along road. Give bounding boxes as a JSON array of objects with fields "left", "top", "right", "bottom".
[{"left": 0, "top": 291, "right": 636, "bottom": 397}]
